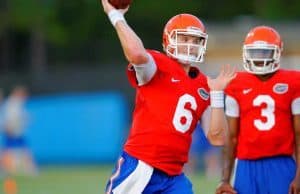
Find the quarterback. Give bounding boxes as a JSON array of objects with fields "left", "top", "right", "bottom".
[
  {"left": 101, "top": 0, "right": 235, "bottom": 193},
  {"left": 216, "top": 26, "right": 300, "bottom": 194}
]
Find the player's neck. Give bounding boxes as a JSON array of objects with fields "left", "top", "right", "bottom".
[
  {"left": 255, "top": 72, "right": 276, "bottom": 81},
  {"left": 180, "top": 63, "right": 190, "bottom": 74}
]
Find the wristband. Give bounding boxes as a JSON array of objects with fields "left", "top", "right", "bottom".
[
  {"left": 108, "top": 9, "right": 126, "bottom": 26},
  {"left": 210, "top": 91, "right": 224, "bottom": 108}
]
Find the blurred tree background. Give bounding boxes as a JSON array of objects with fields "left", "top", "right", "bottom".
[{"left": 0, "top": 0, "right": 299, "bottom": 95}]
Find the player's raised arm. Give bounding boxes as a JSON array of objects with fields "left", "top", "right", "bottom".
[
  {"left": 206, "top": 64, "right": 236, "bottom": 145},
  {"left": 101, "top": 0, "right": 148, "bottom": 65}
]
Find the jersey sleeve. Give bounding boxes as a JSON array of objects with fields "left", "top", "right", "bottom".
[
  {"left": 291, "top": 71, "right": 300, "bottom": 115},
  {"left": 225, "top": 95, "right": 239, "bottom": 117},
  {"left": 132, "top": 53, "right": 157, "bottom": 86},
  {"left": 126, "top": 50, "right": 164, "bottom": 88},
  {"left": 224, "top": 73, "right": 240, "bottom": 117},
  {"left": 224, "top": 77, "right": 236, "bottom": 98},
  {"left": 126, "top": 64, "right": 139, "bottom": 88}
]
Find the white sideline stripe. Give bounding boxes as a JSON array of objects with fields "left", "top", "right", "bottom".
[
  {"left": 106, "top": 157, "right": 124, "bottom": 194},
  {"left": 112, "top": 160, "right": 154, "bottom": 194}
]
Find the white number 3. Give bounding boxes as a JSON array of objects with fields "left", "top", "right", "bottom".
[
  {"left": 172, "top": 94, "right": 197, "bottom": 133},
  {"left": 253, "top": 95, "right": 275, "bottom": 131}
]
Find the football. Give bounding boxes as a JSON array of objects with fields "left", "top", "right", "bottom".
[{"left": 108, "top": 0, "right": 132, "bottom": 9}]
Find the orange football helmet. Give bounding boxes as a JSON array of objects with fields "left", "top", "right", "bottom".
[
  {"left": 162, "top": 14, "right": 208, "bottom": 64},
  {"left": 243, "top": 26, "right": 283, "bottom": 74}
]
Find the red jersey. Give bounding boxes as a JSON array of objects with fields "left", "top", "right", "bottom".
[
  {"left": 124, "top": 50, "right": 210, "bottom": 175},
  {"left": 226, "top": 69, "right": 300, "bottom": 159}
]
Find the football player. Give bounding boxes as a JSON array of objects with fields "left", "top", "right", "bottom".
[
  {"left": 101, "top": 0, "right": 236, "bottom": 193},
  {"left": 216, "top": 26, "right": 300, "bottom": 194}
]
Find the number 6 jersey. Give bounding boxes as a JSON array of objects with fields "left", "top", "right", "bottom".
[
  {"left": 124, "top": 50, "right": 210, "bottom": 176},
  {"left": 225, "top": 70, "right": 300, "bottom": 160}
]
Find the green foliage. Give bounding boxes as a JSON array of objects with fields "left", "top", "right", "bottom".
[
  {"left": 0, "top": 0, "right": 299, "bottom": 66},
  {"left": 254, "top": 0, "right": 300, "bottom": 20},
  {"left": 7, "top": 0, "right": 66, "bottom": 45}
]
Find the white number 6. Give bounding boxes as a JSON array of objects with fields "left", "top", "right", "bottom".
[{"left": 172, "top": 94, "right": 197, "bottom": 133}]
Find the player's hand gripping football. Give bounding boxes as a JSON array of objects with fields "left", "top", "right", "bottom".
[
  {"left": 215, "top": 181, "right": 237, "bottom": 194},
  {"left": 101, "top": 0, "right": 129, "bottom": 15},
  {"left": 207, "top": 64, "right": 236, "bottom": 91}
]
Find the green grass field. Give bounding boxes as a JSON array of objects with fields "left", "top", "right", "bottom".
[{"left": 1, "top": 165, "right": 219, "bottom": 194}]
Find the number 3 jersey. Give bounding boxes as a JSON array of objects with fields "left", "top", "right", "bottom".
[
  {"left": 225, "top": 70, "right": 300, "bottom": 160},
  {"left": 124, "top": 50, "right": 210, "bottom": 176}
]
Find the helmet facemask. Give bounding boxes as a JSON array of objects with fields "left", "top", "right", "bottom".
[
  {"left": 243, "top": 42, "right": 281, "bottom": 75},
  {"left": 165, "top": 27, "right": 208, "bottom": 65}
]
